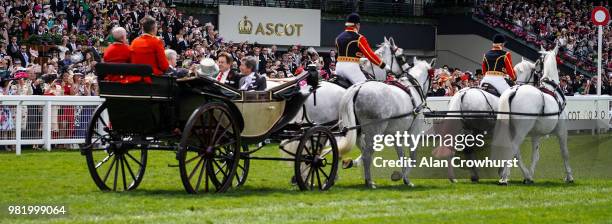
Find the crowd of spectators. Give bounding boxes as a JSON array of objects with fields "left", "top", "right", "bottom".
[
  {"left": 0, "top": 0, "right": 609, "bottom": 97},
  {"left": 426, "top": 65, "right": 612, "bottom": 97},
  {"left": 0, "top": 0, "right": 338, "bottom": 97},
  {"left": 0, "top": 0, "right": 341, "bottom": 151},
  {"left": 476, "top": 0, "right": 611, "bottom": 75}
]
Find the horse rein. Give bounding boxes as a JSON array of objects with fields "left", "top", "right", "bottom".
[{"left": 519, "top": 58, "right": 543, "bottom": 86}]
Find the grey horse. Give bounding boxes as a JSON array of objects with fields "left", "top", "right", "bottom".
[{"left": 339, "top": 55, "right": 434, "bottom": 188}]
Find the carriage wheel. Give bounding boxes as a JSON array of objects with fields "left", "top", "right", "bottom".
[
  {"left": 83, "top": 103, "right": 148, "bottom": 192},
  {"left": 178, "top": 103, "right": 241, "bottom": 194},
  {"left": 234, "top": 144, "right": 250, "bottom": 187},
  {"left": 294, "top": 126, "right": 339, "bottom": 191}
]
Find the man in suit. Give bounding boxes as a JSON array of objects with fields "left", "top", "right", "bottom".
[
  {"left": 162, "top": 26, "right": 176, "bottom": 49},
  {"left": 238, "top": 56, "right": 266, "bottom": 91},
  {"left": 323, "top": 49, "right": 337, "bottom": 73},
  {"left": 164, "top": 49, "right": 188, "bottom": 78},
  {"left": 17, "top": 45, "right": 30, "bottom": 67},
  {"left": 175, "top": 34, "right": 188, "bottom": 55},
  {"left": 252, "top": 46, "right": 266, "bottom": 74},
  {"left": 50, "top": 0, "right": 64, "bottom": 12},
  {"left": 216, "top": 52, "right": 239, "bottom": 89},
  {"left": 67, "top": 35, "right": 78, "bottom": 53},
  {"left": 65, "top": 6, "right": 80, "bottom": 30},
  {"left": 130, "top": 16, "right": 169, "bottom": 76},
  {"left": 28, "top": 21, "right": 39, "bottom": 36},
  {"left": 7, "top": 36, "right": 19, "bottom": 58},
  {"left": 269, "top": 45, "right": 279, "bottom": 61}
]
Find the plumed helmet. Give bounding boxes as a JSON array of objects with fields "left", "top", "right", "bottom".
[
  {"left": 493, "top": 34, "right": 506, "bottom": 44},
  {"left": 345, "top": 13, "right": 360, "bottom": 27}
]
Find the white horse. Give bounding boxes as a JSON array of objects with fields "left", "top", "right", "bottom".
[
  {"left": 433, "top": 58, "right": 539, "bottom": 183},
  {"left": 339, "top": 56, "right": 434, "bottom": 188},
  {"left": 495, "top": 45, "right": 573, "bottom": 185},
  {"left": 360, "top": 37, "right": 412, "bottom": 81},
  {"left": 283, "top": 38, "right": 408, "bottom": 161}
]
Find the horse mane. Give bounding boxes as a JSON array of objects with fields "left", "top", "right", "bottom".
[
  {"left": 541, "top": 50, "right": 559, "bottom": 81},
  {"left": 514, "top": 59, "right": 535, "bottom": 82},
  {"left": 409, "top": 59, "right": 430, "bottom": 78}
]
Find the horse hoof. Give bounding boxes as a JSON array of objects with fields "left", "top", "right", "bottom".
[
  {"left": 523, "top": 179, "right": 534, "bottom": 185},
  {"left": 497, "top": 180, "right": 508, "bottom": 186},
  {"left": 365, "top": 182, "right": 377, "bottom": 189},
  {"left": 449, "top": 179, "right": 458, "bottom": 183},
  {"left": 342, "top": 159, "right": 353, "bottom": 169},
  {"left": 290, "top": 176, "right": 297, "bottom": 185},
  {"left": 404, "top": 180, "right": 415, "bottom": 187},
  {"left": 471, "top": 176, "right": 479, "bottom": 183},
  {"left": 565, "top": 178, "right": 575, "bottom": 184},
  {"left": 390, "top": 171, "right": 402, "bottom": 182}
]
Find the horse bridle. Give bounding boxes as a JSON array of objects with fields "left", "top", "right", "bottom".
[
  {"left": 520, "top": 57, "right": 543, "bottom": 86},
  {"left": 364, "top": 44, "right": 409, "bottom": 79},
  {"left": 388, "top": 45, "right": 408, "bottom": 77}
]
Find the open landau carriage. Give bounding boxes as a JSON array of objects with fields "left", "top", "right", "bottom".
[{"left": 80, "top": 63, "right": 339, "bottom": 193}]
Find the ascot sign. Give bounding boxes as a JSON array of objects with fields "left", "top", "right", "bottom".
[
  {"left": 238, "top": 16, "right": 304, "bottom": 37},
  {"left": 219, "top": 5, "right": 321, "bottom": 46}
]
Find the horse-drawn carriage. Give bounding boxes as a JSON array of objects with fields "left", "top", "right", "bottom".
[{"left": 80, "top": 63, "right": 339, "bottom": 193}]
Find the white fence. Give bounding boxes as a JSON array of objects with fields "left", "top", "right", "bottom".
[
  {"left": 1, "top": 95, "right": 611, "bottom": 155},
  {"left": 0, "top": 96, "right": 104, "bottom": 155},
  {"left": 426, "top": 95, "right": 612, "bottom": 133}
]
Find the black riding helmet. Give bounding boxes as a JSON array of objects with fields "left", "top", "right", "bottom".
[
  {"left": 493, "top": 34, "right": 506, "bottom": 44},
  {"left": 345, "top": 13, "right": 360, "bottom": 26}
]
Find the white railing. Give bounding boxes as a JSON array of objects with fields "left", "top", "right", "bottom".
[
  {"left": 0, "top": 96, "right": 104, "bottom": 155},
  {"left": 426, "top": 95, "right": 612, "bottom": 133},
  {"left": 1, "top": 95, "right": 611, "bottom": 155}
]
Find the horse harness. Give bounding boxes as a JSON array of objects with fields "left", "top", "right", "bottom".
[
  {"left": 363, "top": 45, "right": 408, "bottom": 80},
  {"left": 342, "top": 70, "right": 432, "bottom": 133},
  {"left": 506, "top": 77, "right": 566, "bottom": 117},
  {"left": 521, "top": 58, "right": 543, "bottom": 86}
]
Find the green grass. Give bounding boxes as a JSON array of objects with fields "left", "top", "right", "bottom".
[{"left": 1, "top": 134, "right": 612, "bottom": 223}]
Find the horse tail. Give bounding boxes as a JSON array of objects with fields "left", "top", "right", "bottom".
[
  {"left": 498, "top": 87, "right": 517, "bottom": 120},
  {"left": 447, "top": 88, "right": 468, "bottom": 113},
  {"left": 337, "top": 84, "right": 362, "bottom": 156}
]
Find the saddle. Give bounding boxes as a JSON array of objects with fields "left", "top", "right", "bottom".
[
  {"left": 539, "top": 78, "right": 566, "bottom": 111},
  {"left": 328, "top": 75, "right": 352, "bottom": 89},
  {"left": 480, "top": 83, "right": 500, "bottom": 97}
]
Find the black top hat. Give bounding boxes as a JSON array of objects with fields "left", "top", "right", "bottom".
[
  {"left": 345, "top": 13, "right": 360, "bottom": 26},
  {"left": 493, "top": 34, "right": 506, "bottom": 44}
]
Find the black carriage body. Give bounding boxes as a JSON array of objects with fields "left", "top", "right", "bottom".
[
  {"left": 94, "top": 63, "right": 313, "bottom": 143},
  {"left": 95, "top": 63, "right": 177, "bottom": 136},
  {"left": 87, "top": 63, "right": 339, "bottom": 193}
]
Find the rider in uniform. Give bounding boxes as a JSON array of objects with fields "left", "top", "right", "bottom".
[
  {"left": 480, "top": 34, "right": 516, "bottom": 94},
  {"left": 335, "top": 13, "right": 390, "bottom": 84}
]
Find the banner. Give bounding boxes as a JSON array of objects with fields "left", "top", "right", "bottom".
[{"left": 218, "top": 5, "right": 321, "bottom": 46}]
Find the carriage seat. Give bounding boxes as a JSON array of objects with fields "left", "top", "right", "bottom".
[
  {"left": 175, "top": 71, "right": 311, "bottom": 102},
  {"left": 95, "top": 63, "right": 175, "bottom": 100}
]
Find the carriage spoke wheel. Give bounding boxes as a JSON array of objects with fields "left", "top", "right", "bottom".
[
  {"left": 234, "top": 145, "right": 250, "bottom": 187},
  {"left": 178, "top": 103, "right": 240, "bottom": 194},
  {"left": 294, "top": 126, "right": 339, "bottom": 191},
  {"left": 83, "top": 103, "right": 147, "bottom": 192}
]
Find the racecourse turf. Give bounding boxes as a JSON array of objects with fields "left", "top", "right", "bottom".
[{"left": 1, "top": 133, "right": 611, "bottom": 223}]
